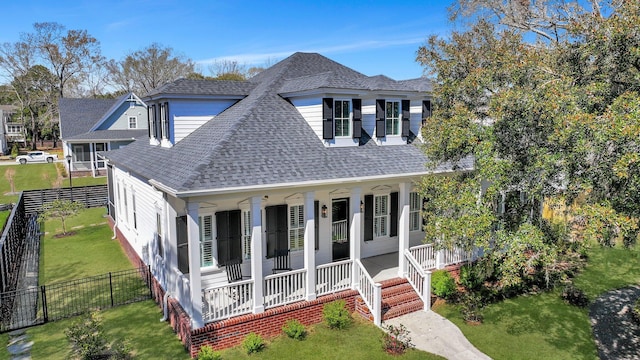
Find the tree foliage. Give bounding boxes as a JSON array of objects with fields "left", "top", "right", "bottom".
[
  {"left": 40, "top": 199, "right": 84, "bottom": 235},
  {"left": 416, "top": 1, "right": 640, "bottom": 285},
  {"left": 106, "top": 43, "right": 194, "bottom": 95}
]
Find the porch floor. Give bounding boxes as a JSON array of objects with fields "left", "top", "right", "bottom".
[{"left": 361, "top": 252, "right": 399, "bottom": 282}]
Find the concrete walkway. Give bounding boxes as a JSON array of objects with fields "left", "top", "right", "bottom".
[{"left": 385, "top": 310, "right": 491, "bottom": 360}]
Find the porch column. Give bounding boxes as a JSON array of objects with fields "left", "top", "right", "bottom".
[
  {"left": 398, "top": 182, "right": 411, "bottom": 278},
  {"left": 350, "top": 187, "right": 362, "bottom": 289},
  {"left": 186, "top": 201, "right": 203, "bottom": 328},
  {"left": 304, "top": 191, "right": 316, "bottom": 301},
  {"left": 90, "top": 143, "right": 96, "bottom": 177},
  {"left": 250, "top": 196, "right": 264, "bottom": 314}
]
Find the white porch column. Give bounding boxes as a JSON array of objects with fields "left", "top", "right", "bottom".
[
  {"left": 398, "top": 182, "right": 411, "bottom": 278},
  {"left": 350, "top": 187, "right": 362, "bottom": 289},
  {"left": 304, "top": 191, "right": 316, "bottom": 301},
  {"left": 186, "top": 201, "right": 203, "bottom": 328},
  {"left": 250, "top": 196, "right": 264, "bottom": 314},
  {"left": 90, "top": 143, "right": 96, "bottom": 177}
]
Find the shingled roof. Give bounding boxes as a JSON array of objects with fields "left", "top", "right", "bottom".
[
  {"left": 104, "top": 52, "right": 469, "bottom": 195},
  {"left": 59, "top": 97, "right": 122, "bottom": 139}
]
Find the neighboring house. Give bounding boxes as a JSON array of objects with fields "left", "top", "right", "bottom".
[
  {"left": 59, "top": 93, "right": 148, "bottom": 177},
  {"left": 103, "top": 53, "right": 472, "bottom": 354},
  {"left": 0, "top": 105, "right": 23, "bottom": 154}
]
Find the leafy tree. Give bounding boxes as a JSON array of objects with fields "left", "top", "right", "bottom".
[
  {"left": 40, "top": 199, "right": 84, "bottom": 235},
  {"left": 106, "top": 43, "right": 194, "bottom": 95},
  {"left": 416, "top": 1, "right": 640, "bottom": 286}
]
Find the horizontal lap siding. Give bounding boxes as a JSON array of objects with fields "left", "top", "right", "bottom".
[
  {"left": 171, "top": 99, "right": 236, "bottom": 143},
  {"left": 291, "top": 98, "right": 323, "bottom": 141},
  {"left": 174, "top": 116, "right": 214, "bottom": 143}
]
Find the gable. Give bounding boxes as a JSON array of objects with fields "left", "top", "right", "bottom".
[{"left": 95, "top": 101, "right": 148, "bottom": 130}]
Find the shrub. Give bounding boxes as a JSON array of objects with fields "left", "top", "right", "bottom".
[
  {"left": 65, "top": 311, "right": 132, "bottom": 360},
  {"left": 197, "top": 345, "right": 222, "bottom": 360},
  {"left": 460, "top": 291, "right": 484, "bottom": 323},
  {"left": 382, "top": 323, "right": 414, "bottom": 355},
  {"left": 323, "top": 299, "right": 352, "bottom": 329},
  {"left": 242, "top": 332, "right": 265, "bottom": 354},
  {"left": 282, "top": 319, "right": 306, "bottom": 340},
  {"left": 459, "top": 264, "right": 482, "bottom": 291},
  {"left": 431, "top": 270, "right": 457, "bottom": 299},
  {"left": 10, "top": 143, "right": 18, "bottom": 159},
  {"left": 632, "top": 298, "right": 640, "bottom": 324},
  {"left": 561, "top": 284, "right": 589, "bottom": 307}
]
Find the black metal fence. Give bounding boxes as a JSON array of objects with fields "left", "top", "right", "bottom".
[
  {"left": 0, "top": 193, "right": 28, "bottom": 294},
  {"left": 0, "top": 266, "right": 153, "bottom": 333},
  {"left": 22, "top": 185, "right": 108, "bottom": 214}
]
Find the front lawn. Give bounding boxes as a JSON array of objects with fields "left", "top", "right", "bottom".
[{"left": 435, "top": 243, "right": 640, "bottom": 360}]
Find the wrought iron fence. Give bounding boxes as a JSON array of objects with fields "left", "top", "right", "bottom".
[
  {"left": 0, "top": 266, "right": 153, "bottom": 333},
  {"left": 0, "top": 193, "right": 27, "bottom": 294}
]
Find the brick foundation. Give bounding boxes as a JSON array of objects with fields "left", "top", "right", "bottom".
[{"left": 108, "top": 217, "right": 360, "bottom": 358}]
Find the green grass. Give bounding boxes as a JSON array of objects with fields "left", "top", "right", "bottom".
[
  {"left": 39, "top": 207, "right": 131, "bottom": 284},
  {"left": 435, "top": 244, "right": 640, "bottom": 360},
  {"left": 217, "top": 317, "right": 443, "bottom": 360}
]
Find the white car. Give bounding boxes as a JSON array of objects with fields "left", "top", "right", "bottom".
[{"left": 15, "top": 151, "right": 58, "bottom": 164}]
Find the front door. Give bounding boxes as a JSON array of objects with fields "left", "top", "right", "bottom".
[{"left": 332, "top": 198, "right": 349, "bottom": 261}]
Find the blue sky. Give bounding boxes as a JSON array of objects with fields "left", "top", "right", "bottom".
[{"left": 1, "top": 0, "right": 455, "bottom": 81}]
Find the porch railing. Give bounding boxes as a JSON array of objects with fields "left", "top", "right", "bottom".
[
  {"left": 202, "top": 279, "right": 254, "bottom": 322},
  {"left": 443, "top": 247, "right": 473, "bottom": 265},
  {"left": 263, "top": 269, "right": 306, "bottom": 309},
  {"left": 316, "top": 259, "right": 352, "bottom": 296},
  {"left": 404, "top": 249, "right": 431, "bottom": 310},
  {"left": 331, "top": 219, "right": 348, "bottom": 243},
  {"left": 409, "top": 243, "right": 473, "bottom": 270},
  {"left": 409, "top": 243, "right": 436, "bottom": 269},
  {"left": 354, "top": 259, "right": 381, "bottom": 326}
]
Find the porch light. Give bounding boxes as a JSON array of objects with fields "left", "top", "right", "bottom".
[
  {"left": 360, "top": 200, "right": 364, "bottom": 211},
  {"left": 321, "top": 204, "right": 327, "bottom": 218}
]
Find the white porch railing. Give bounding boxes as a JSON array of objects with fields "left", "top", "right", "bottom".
[
  {"left": 263, "top": 269, "right": 306, "bottom": 309},
  {"left": 355, "top": 259, "right": 382, "bottom": 326},
  {"left": 332, "top": 219, "right": 348, "bottom": 243},
  {"left": 404, "top": 249, "right": 431, "bottom": 311},
  {"left": 410, "top": 243, "right": 473, "bottom": 270},
  {"left": 316, "top": 259, "right": 352, "bottom": 296},
  {"left": 409, "top": 243, "right": 436, "bottom": 269},
  {"left": 443, "top": 247, "right": 473, "bottom": 265},
  {"left": 202, "top": 280, "right": 254, "bottom": 322}
]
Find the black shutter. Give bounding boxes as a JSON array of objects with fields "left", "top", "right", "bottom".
[
  {"left": 364, "top": 195, "right": 373, "bottom": 241},
  {"left": 216, "top": 210, "right": 242, "bottom": 265},
  {"left": 147, "top": 106, "right": 152, "bottom": 138},
  {"left": 154, "top": 104, "right": 160, "bottom": 140},
  {"left": 390, "top": 192, "right": 398, "bottom": 237},
  {"left": 323, "top": 98, "right": 334, "bottom": 140},
  {"left": 352, "top": 98, "right": 362, "bottom": 139},
  {"left": 164, "top": 102, "right": 170, "bottom": 141},
  {"left": 401, "top": 100, "right": 410, "bottom": 137},
  {"left": 314, "top": 200, "right": 319, "bottom": 250},
  {"left": 176, "top": 216, "right": 189, "bottom": 274},
  {"left": 422, "top": 100, "right": 431, "bottom": 127},
  {"left": 265, "top": 205, "right": 288, "bottom": 258},
  {"left": 376, "top": 99, "right": 385, "bottom": 138},
  {"left": 422, "top": 197, "right": 428, "bottom": 228}
]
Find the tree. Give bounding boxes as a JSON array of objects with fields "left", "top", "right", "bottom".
[
  {"left": 208, "top": 59, "right": 247, "bottom": 80},
  {"left": 40, "top": 199, "right": 84, "bottom": 235},
  {"left": 106, "top": 43, "right": 194, "bottom": 95},
  {"left": 4, "top": 168, "right": 16, "bottom": 194},
  {"left": 33, "top": 22, "right": 104, "bottom": 98},
  {"left": 415, "top": 1, "right": 640, "bottom": 286}
]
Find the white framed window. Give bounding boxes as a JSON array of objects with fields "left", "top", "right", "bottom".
[
  {"left": 334, "top": 100, "right": 350, "bottom": 137},
  {"left": 409, "top": 192, "right": 421, "bottom": 231},
  {"left": 289, "top": 204, "right": 304, "bottom": 251},
  {"left": 242, "top": 209, "right": 251, "bottom": 259},
  {"left": 374, "top": 195, "right": 389, "bottom": 237},
  {"left": 123, "top": 186, "right": 129, "bottom": 224},
  {"left": 128, "top": 116, "right": 137, "bottom": 129},
  {"left": 131, "top": 190, "right": 137, "bottom": 230},
  {"left": 385, "top": 101, "right": 401, "bottom": 135},
  {"left": 156, "top": 212, "right": 163, "bottom": 258},
  {"left": 199, "top": 215, "right": 214, "bottom": 267}
]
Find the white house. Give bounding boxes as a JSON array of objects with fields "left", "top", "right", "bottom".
[
  {"left": 102, "top": 53, "right": 472, "bottom": 352},
  {"left": 59, "top": 93, "right": 147, "bottom": 177}
]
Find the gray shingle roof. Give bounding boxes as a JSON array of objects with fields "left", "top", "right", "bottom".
[
  {"left": 65, "top": 129, "right": 148, "bottom": 141},
  {"left": 144, "top": 78, "right": 255, "bottom": 98},
  {"left": 59, "top": 97, "right": 120, "bottom": 139},
  {"left": 104, "top": 52, "right": 466, "bottom": 194}
]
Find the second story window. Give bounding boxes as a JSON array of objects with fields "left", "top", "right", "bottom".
[
  {"left": 128, "top": 116, "right": 137, "bottom": 129},
  {"left": 334, "top": 100, "right": 350, "bottom": 137},
  {"left": 386, "top": 101, "right": 401, "bottom": 136}
]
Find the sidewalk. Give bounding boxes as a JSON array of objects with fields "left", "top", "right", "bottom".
[{"left": 384, "top": 310, "right": 491, "bottom": 360}]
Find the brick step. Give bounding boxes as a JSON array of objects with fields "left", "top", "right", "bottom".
[
  {"left": 382, "top": 290, "right": 422, "bottom": 309},
  {"left": 381, "top": 282, "right": 414, "bottom": 298},
  {"left": 382, "top": 299, "right": 424, "bottom": 321},
  {"left": 379, "top": 277, "right": 408, "bottom": 288}
]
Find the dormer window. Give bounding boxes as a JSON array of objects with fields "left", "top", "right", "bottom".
[
  {"left": 385, "top": 101, "right": 401, "bottom": 136},
  {"left": 376, "top": 99, "right": 411, "bottom": 139},
  {"left": 322, "top": 98, "right": 362, "bottom": 141}
]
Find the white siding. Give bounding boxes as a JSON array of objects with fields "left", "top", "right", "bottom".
[
  {"left": 174, "top": 116, "right": 214, "bottom": 143},
  {"left": 291, "top": 97, "right": 323, "bottom": 142},
  {"left": 170, "top": 99, "right": 237, "bottom": 143},
  {"left": 361, "top": 100, "right": 377, "bottom": 140}
]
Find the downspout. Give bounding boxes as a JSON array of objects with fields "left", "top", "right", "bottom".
[{"left": 160, "top": 291, "right": 172, "bottom": 322}]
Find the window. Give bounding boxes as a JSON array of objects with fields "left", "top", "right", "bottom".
[
  {"left": 409, "top": 192, "right": 421, "bottom": 231},
  {"left": 199, "top": 215, "right": 214, "bottom": 267},
  {"left": 334, "top": 100, "right": 350, "bottom": 137},
  {"left": 385, "top": 101, "right": 401, "bottom": 135},
  {"left": 132, "top": 191, "right": 137, "bottom": 230},
  {"left": 128, "top": 116, "right": 137, "bottom": 129},
  {"left": 123, "top": 186, "right": 128, "bottom": 224},
  {"left": 242, "top": 210, "right": 251, "bottom": 259},
  {"left": 289, "top": 205, "right": 304, "bottom": 251},
  {"left": 374, "top": 195, "right": 389, "bottom": 237},
  {"left": 156, "top": 212, "right": 163, "bottom": 257}
]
